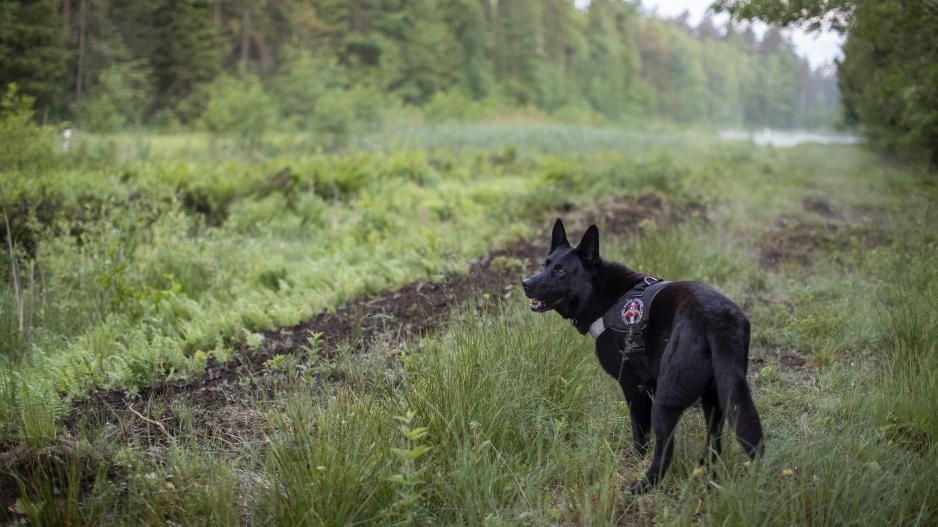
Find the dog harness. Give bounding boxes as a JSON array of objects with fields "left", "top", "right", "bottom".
[{"left": 588, "top": 276, "right": 670, "bottom": 356}]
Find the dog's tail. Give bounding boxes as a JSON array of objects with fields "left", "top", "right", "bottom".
[{"left": 709, "top": 321, "right": 763, "bottom": 458}]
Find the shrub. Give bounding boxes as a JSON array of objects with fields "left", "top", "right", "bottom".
[
  {"left": 0, "top": 84, "right": 60, "bottom": 173},
  {"left": 270, "top": 50, "right": 347, "bottom": 130},
  {"left": 73, "top": 62, "right": 154, "bottom": 132},
  {"left": 422, "top": 90, "right": 481, "bottom": 122},
  {"left": 200, "top": 74, "right": 277, "bottom": 147},
  {"left": 311, "top": 85, "right": 388, "bottom": 147}
]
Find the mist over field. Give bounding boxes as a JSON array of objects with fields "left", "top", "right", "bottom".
[{"left": 1, "top": 1, "right": 936, "bottom": 525}]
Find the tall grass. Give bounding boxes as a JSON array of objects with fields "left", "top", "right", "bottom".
[{"left": 2, "top": 128, "right": 936, "bottom": 524}]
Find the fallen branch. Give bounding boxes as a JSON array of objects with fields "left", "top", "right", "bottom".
[{"left": 127, "top": 404, "right": 172, "bottom": 440}]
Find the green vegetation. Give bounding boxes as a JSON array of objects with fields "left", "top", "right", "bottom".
[
  {"left": 717, "top": 0, "right": 938, "bottom": 165},
  {"left": 3, "top": 1, "right": 938, "bottom": 524},
  {"left": 1, "top": 0, "right": 837, "bottom": 137},
  {"left": 2, "top": 120, "right": 936, "bottom": 523}
]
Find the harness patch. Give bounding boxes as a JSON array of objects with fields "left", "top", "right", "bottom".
[{"left": 621, "top": 298, "right": 644, "bottom": 325}]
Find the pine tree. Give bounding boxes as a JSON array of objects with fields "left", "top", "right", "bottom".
[
  {"left": 153, "top": 0, "right": 223, "bottom": 116},
  {"left": 0, "top": 0, "right": 66, "bottom": 118}
]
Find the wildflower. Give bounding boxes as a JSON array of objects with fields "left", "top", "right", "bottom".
[{"left": 782, "top": 468, "right": 794, "bottom": 477}]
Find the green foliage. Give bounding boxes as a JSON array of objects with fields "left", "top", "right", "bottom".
[
  {"left": 388, "top": 411, "right": 432, "bottom": 524},
  {"left": 199, "top": 74, "right": 276, "bottom": 146},
  {"left": 718, "top": 0, "right": 938, "bottom": 164},
  {"left": 1, "top": 131, "right": 937, "bottom": 524},
  {"left": 311, "top": 86, "right": 384, "bottom": 145},
  {"left": 149, "top": 0, "right": 223, "bottom": 114},
  {"left": 0, "top": 0, "right": 65, "bottom": 114},
  {"left": 840, "top": 1, "right": 938, "bottom": 165},
  {"left": 260, "top": 395, "right": 396, "bottom": 525},
  {"left": 422, "top": 90, "right": 482, "bottom": 122},
  {"left": 713, "top": 0, "right": 853, "bottom": 32},
  {"left": 1, "top": 0, "right": 838, "bottom": 131},
  {"left": 270, "top": 50, "right": 346, "bottom": 130},
  {"left": 74, "top": 62, "right": 154, "bottom": 132},
  {"left": 0, "top": 84, "right": 60, "bottom": 172}
]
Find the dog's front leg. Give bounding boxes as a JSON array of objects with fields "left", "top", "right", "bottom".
[{"left": 623, "top": 387, "right": 652, "bottom": 456}]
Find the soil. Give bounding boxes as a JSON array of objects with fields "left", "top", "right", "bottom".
[
  {"left": 758, "top": 196, "right": 887, "bottom": 269},
  {"left": 5, "top": 191, "right": 852, "bottom": 521},
  {"left": 2, "top": 193, "right": 688, "bottom": 521},
  {"left": 63, "top": 193, "right": 684, "bottom": 434}
]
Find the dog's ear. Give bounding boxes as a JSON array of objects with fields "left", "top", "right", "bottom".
[
  {"left": 550, "top": 218, "right": 569, "bottom": 253},
  {"left": 577, "top": 224, "right": 600, "bottom": 267}
]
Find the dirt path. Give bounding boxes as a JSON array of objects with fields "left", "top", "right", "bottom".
[
  {"left": 758, "top": 196, "right": 887, "bottom": 269},
  {"left": 7, "top": 193, "right": 875, "bottom": 522},
  {"left": 64, "top": 193, "right": 684, "bottom": 434}
]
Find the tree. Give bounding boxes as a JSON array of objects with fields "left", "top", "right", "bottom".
[
  {"left": 838, "top": 1, "right": 938, "bottom": 164},
  {"left": 200, "top": 73, "right": 276, "bottom": 146},
  {"left": 0, "top": 1, "right": 66, "bottom": 119},
  {"left": 73, "top": 60, "right": 154, "bottom": 131},
  {"left": 716, "top": 0, "right": 938, "bottom": 165},
  {"left": 153, "top": 0, "right": 223, "bottom": 116},
  {"left": 713, "top": 0, "right": 853, "bottom": 32},
  {"left": 442, "top": 0, "right": 492, "bottom": 99},
  {"left": 492, "top": 0, "right": 542, "bottom": 105},
  {"left": 577, "top": 0, "right": 643, "bottom": 119}
]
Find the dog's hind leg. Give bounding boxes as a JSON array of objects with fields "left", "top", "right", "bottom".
[
  {"left": 629, "top": 326, "right": 709, "bottom": 493},
  {"left": 724, "top": 377, "right": 762, "bottom": 458},
  {"left": 709, "top": 330, "right": 763, "bottom": 459},
  {"left": 700, "top": 387, "right": 724, "bottom": 465}
]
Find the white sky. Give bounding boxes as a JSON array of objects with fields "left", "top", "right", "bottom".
[{"left": 638, "top": 0, "right": 845, "bottom": 68}]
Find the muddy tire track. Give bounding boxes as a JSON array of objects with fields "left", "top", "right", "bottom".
[{"left": 759, "top": 196, "right": 888, "bottom": 269}]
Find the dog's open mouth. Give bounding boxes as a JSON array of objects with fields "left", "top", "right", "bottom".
[{"left": 529, "top": 297, "right": 553, "bottom": 312}]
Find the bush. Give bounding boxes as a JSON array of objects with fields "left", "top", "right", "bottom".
[
  {"left": 839, "top": 1, "right": 938, "bottom": 166},
  {"left": 270, "top": 50, "right": 347, "bottom": 130},
  {"left": 422, "top": 90, "right": 481, "bottom": 121},
  {"left": 200, "top": 74, "right": 277, "bottom": 147},
  {"left": 0, "top": 84, "right": 60, "bottom": 173},
  {"left": 550, "top": 103, "right": 608, "bottom": 126},
  {"left": 311, "top": 85, "right": 389, "bottom": 147},
  {"left": 73, "top": 62, "right": 154, "bottom": 132}
]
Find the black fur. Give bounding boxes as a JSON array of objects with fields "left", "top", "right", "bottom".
[{"left": 521, "top": 219, "right": 763, "bottom": 493}]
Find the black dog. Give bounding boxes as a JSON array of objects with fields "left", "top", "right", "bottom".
[{"left": 522, "top": 219, "right": 763, "bottom": 493}]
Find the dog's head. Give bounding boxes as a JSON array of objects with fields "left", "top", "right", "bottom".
[{"left": 521, "top": 218, "right": 600, "bottom": 316}]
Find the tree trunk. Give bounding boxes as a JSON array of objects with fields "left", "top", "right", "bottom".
[
  {"left": 75, "top": 0, "right": 86, "bottom": 100},
  {"left": 351, "top": 0, "right": 363, "bottom": 33},
  {"left": 214, "top": 0, "right": 222, "bottom": 26},
  {"left": 240, "top": 1, "right": 250, "bottom": 74},
  {"left": 63, "top": 0, "right": 70, "bottom": 40},
  {"left": 490, "top": 0, "right": 499, "bottom": 79},
  {"left": 257, "top": 40, "right": 274, "bottom": 75}
]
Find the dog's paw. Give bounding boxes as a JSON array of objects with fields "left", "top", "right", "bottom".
[{"left": 627, "top": 479, "right": 652, "bottom": 495}]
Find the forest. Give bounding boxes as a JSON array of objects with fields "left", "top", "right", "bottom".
[
  {"left": 1, "top": 0, "right": 839, "bottom": 138},
  {"left": 1, "top": 1, "right": 937, "bottom": 525}
]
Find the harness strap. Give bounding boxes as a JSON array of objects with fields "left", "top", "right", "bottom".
[
  {"left": 588, "top": 317, "right": 606, "bottom": 338},
  {"left": 588, "top": 276, "right": 670, "bottom": 356}
]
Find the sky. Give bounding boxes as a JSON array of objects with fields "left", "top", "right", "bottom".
[{"left": 639, "top": 0, "right": 845, "bottom": 68}]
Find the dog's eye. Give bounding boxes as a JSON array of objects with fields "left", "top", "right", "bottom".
[{"left": 555, "top": 265, "right": 565, "bottom": 274}]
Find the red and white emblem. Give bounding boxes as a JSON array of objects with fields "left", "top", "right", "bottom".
[{"left": 622, "top": 298, "right": 644, "bottom": 325}]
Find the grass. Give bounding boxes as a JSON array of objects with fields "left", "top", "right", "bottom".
[{"left": 1, "top": 123, "right": 936, "bottom": 524}]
